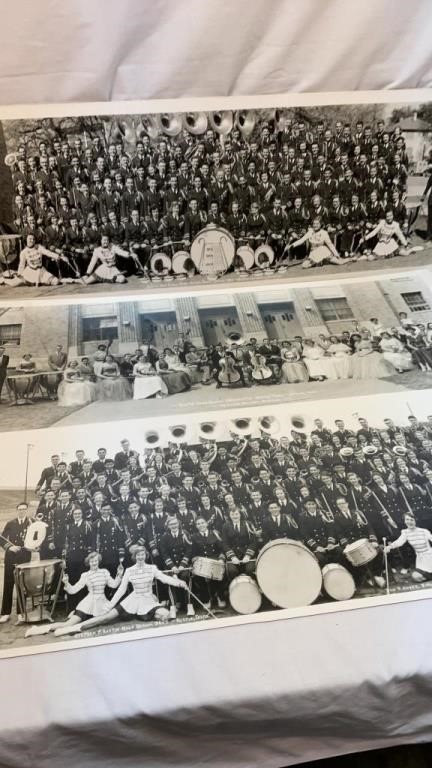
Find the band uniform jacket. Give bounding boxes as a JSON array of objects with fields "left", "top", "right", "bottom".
[
  {"left": 160, "top": 530, "right": 192, "bottom": 569},
  {"left": 1, "top": 516, "right": 33, "bottom": 549},
  {"left": 222, "top": 520, "right": 256, "bottom": 560},
  {"left": 298, "top": 510, "right": 333, "bottom": 551},
  {"left": 49, "top": 501, "right": 75, "bottom": 553},
  {"left": 114, "top": 449, "right": 139, "bottom": 471},
  {"left": 333, "top": 509, "right": 376, "bottom": 548},
  {"left": 113, "top": 492, "right": 140, "bottom": 519},
  {"left": 122, "top": 512, "right": 147, "bottom": 551},
  {"left": 144, "top": 512, "right": 168, "bottom": 554},
  {"left": 63, "top": 520, "right": 93, "bottom": 563},
  {"left": 36, "top": 465, "right": 57, "bottom": 491},
  {"left": 176, "top": 509, "right": 196, "bottom": 536},
  {"left": 261, "top": 513, "right": 301, "bottom": 545},
  {"left": 191, "top": 530, "right": 225, "bottom": 560},
  {"left": 93, "top": 516, "right": 125, "bottom": 562}
]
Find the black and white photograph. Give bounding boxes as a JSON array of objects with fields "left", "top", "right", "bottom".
[
  {"left": 0, "top": 270, "right": 432, "bottom": 432},
  {"left": 0, "top": 92, "right": 432, "bottom": 299},
  {"left": 1, "top": 389, "right": 432, "bottom": 658}
]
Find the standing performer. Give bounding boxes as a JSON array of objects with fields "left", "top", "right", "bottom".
[
  {"left": 0, "top": 503, "right": 33, "bottom": 623},
  {"left": 53, "top": 546, "right": 189, "bottom": 635}
]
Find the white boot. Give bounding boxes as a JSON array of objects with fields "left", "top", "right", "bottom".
[
  {"left": 0, "top": 614, "right": 10, "bottom": 624},
  {"left": 186, "top": 603, "right": 195, "bottom": 617},
  {"left": 169, "top": 605, "right": 177, "bottom": 620}
]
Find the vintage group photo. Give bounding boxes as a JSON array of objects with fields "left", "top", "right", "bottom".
[
  {"left": 0, "top": 270, "right": 432, "bottom": 431},
  {"left": 0, "top": 389, "right": 432, "bottom": 657},
  {"left": 0, "top": 95, "right": 432, "bottom": 299}
]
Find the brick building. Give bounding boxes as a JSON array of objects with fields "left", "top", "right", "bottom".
[{"left": 1, "top": 274, "right": 431, "bottom": 365}]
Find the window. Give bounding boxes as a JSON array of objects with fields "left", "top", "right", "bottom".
[
  {"left": 315, "top": 297, "right": 354, "bottom": 322},
  {"left": 401, "top": 291, "right": 431, "bottom": 312},
  {"left": 81, "top": 316, "right": 118, "bottom": 342},
  {"left": 0, "top": 324, "right": 21, "bottom": 346}
]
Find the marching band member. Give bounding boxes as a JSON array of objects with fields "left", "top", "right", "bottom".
[{"left": 0, "top": 503, "right": 33, "bottom": 623}]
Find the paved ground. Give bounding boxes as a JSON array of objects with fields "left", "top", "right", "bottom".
[
  {"left": 0, "top": 207, "right": 431, "bottom": 302},
  {"left": 1, "top": 371, "right": 431, "bottom": 432}
]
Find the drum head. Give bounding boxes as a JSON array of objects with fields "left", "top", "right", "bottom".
[
  {"left": 254, "top": 244, "right": 275, "bottom": 269},
  {"left": 150, "top": 252, "right": 172, "bottom": 274},
  {"left": 322, "top": 564, "right": 355, "bottom": 601},
  {"left": 190, "top": 227, "right": 235, "bottom": 275},
  {"left": 172, "top": 250, "right": 196, "bottom": 275},
  {"left": 229, "top": 575, "right": 262, "bottom": 615},
  {"left": 235, "top": 245, "right": 255, "bottom": 271},
  {"left": 256, "top": 539, "right": 322, "bottom": 608}
]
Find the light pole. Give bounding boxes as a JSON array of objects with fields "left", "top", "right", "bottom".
[{"left": 24, "top": 443, "right": 34, "bottom": 503}]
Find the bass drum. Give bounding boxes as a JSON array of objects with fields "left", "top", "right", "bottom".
[
  {"left": 322, "top": 563, "right": 355, "bottom": 601},
  {"left": 190, "top": 226, "right": 235, "bottom": 276},
  {"left": 254, "top": 244, "right": 275, "bottom": 269},
  {"left": 256, "top": 538, "right": 322, "bottom": 609},
  {"left": 229, "top": 574, "right": 262, "bottom": 615},
  {"left": 235, "top": 245, "right": 255, "bottom": 271},
  {"left": 172, "top": 250, "right": 196, "bottom": 276}
]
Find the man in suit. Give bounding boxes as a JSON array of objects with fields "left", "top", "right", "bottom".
[
  {"left": 35, "top": 454, "right": 61, "bottom": 494},
  {"left": 0, "top": 502, "right": 33, "bottom": 622},
  {"left": 0, "top": 346, "right": 10, "bottom": 402},
  {"left": 160, "top": 516, "right": 192, "bottom": 613},
  {"left": 222, "top": 507, "right": 256, "bottom": 582},
  {"left": 262, "top": 501, "right": 300, "bottom": 545}
]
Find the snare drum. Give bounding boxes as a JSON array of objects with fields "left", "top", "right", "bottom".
[
  {"left": 172, "top": 250, "right": 196, "bottom": 276},
  {"left": 254, "top": 244, "right": 275, "bottom": 269},
  {"left": 229, "top": 574, "right": 262, "bottom": 615},
  {"left": 235, "top": 245, "right": 255, "bottom": 271},
  {"left": 322, "top": 563, "right": 356, "bottom": 601},
  {"left": 192, "top": 557, "right": 225, "bottom": 581},
  {"left": 256, "top": 539, "right": 322, "bottom": 608},
  {"left": 150, "top": 252, "right": 172, "bottom": 276},
  {"left": 343, "top": 538, "right": 377, "bottom": 567},
  {"left": 190, "top": 227, "right": 235, "bottom": 276}
]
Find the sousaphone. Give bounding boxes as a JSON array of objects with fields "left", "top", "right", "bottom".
[
  {"left": 258, "top": 415, "right": 280, "bottom": 435},
  {"left": 182, "top": 112, "right": 208, "bottom": 135},
  {"left": 209, "top": 111, "right": 234, "bottom": 135},
  {"left": 235, "top": 110, "right": 256, "bottom": 138},
  {"left": 156, "top": 113, "right": 183, "bottom": 137},
  {"left": 136, "top": 116, "right": 160, "bottom": 141}
]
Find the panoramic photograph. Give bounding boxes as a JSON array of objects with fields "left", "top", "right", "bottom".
[
  {"left": 0, "top": 97, "right": 431, "bottom": 300},
  {"left": 0, "top": 389, "right": 432, "bottom": 658}
]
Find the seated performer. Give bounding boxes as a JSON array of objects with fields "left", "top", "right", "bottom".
[
  {"left": 289, "top": 217, "right": 347, "bottom": 269},
  {"left": 83, "top": 234, "right": 134, "bottom": 284},
  {"left": 384, "top": 513, "right": 432, "bottom": 582},
  {"left": 52, "top": 546, "right": 189, "bottom": 635},
  {"left": 0, "top": 234, "right": 65, "bottom": 287},
  {"left": 25, "top": 551, "right": 124, "bottom": 637}
]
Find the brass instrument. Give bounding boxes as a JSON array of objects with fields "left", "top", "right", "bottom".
[
  {"left": 235, "top": 110, "right": 256, "bottom": 138},
  {"left": 4, "top": 152, "right": 17, "bottom": 167},
  {"left": 157, "top": 113, "right": 183, "bottom": 137},
  {"left": 169, "top": 424, "right": 187, "bottom": 441},
  {"left": 230, "top": 417, "right": 252, "bottom": 435},
  {"left": 209, "top": 111, "right": 234, "bottom": 135},
  {"left": 136, "top": 116, "right": 160, "bottom": 141},
  {"left": 258, "top": 415, "right": 280, "bottom": 435},
  {"left": 182, "top": 112, "right": 208, "bottom": 135},
  {"left": 144, "top": 430, "right": 161, "bottom": 446}
]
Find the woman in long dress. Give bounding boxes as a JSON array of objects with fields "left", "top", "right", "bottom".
[
  {"left": 351, "top": 331, "right": 396, "bottom": 379},
  {"left": 132, "top": 357, "right": 168, "bottom": 400},
  {"left": 290, "top": 216, "right": 347, "bottom": 269},
  {"left": 58, "top": 360, "right": 97, "bottom": 407},
  {"left": 78, "top": 356, "right": 95, "bottom": 381},
  {"left": 25, "top": 552, "right": 124, "bottom": 637},
  {"left": 302, "top": 339, "right": 338, "bottom": 381},
  {"left": 360, "top": 210, "right": 407, "bottom": 258},
  {"left": 184, "top": 345, "right": 211, "bottom": 384},
  {"left": 327, "top": 336, "right": 353, "bottom": 379},
  {"left": 280, "top": 341, "right": 309, "bottom": 383},
  {"left": 11, "top": 353, "right": 38, "bottom": 402},
  {"left": 379, "top": 332, "right": 413, "bottom": 372},
  {"left": 156, "top": 352, "right": 192, "bottom": 393},
  {"left": 52, "top": 546, "right": 190, "bottom": 635},
  {"left": 94, "top": 354, "right": 132, "bottom": 401}
]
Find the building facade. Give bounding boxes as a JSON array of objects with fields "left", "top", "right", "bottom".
[{"left": 1, "top": 275, "right": 432, "bottom": 365}]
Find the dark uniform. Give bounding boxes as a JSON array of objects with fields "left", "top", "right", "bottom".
[
  {"left": 221, "top": 519, "right": 256, "bottom": 581},
  {"left": 0, "top": 515, "right": 33, "bottom": 616},
  {"left": 93, "top": 515, "right": 125, "bottom": 576}
]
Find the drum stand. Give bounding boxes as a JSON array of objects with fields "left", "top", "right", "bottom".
[{"left": 14, "top": 554, "right": 64, "bottom": 624}]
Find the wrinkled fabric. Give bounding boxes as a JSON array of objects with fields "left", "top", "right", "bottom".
[
  {"left": 2, "top": 1, "right": 432, "bottom": 765},
  {"left": 1, "top": 600, "right": 432, "bottom": 766},
  {"left": 0, "top": 0, "right": 431, "bottom": 105}
]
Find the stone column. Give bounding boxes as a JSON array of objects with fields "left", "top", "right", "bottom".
[
  {"left": 118, "top": 301, "right": 140, "bottom": 353},
  {"left": 174, "top": 296, "right": 205, "bottom": 346},
  {"left": 291, "top": 288, "right": 329, "bottom": 337},
  {"left": 233, "top": 294, "right": 267, "bottom": 341}
]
